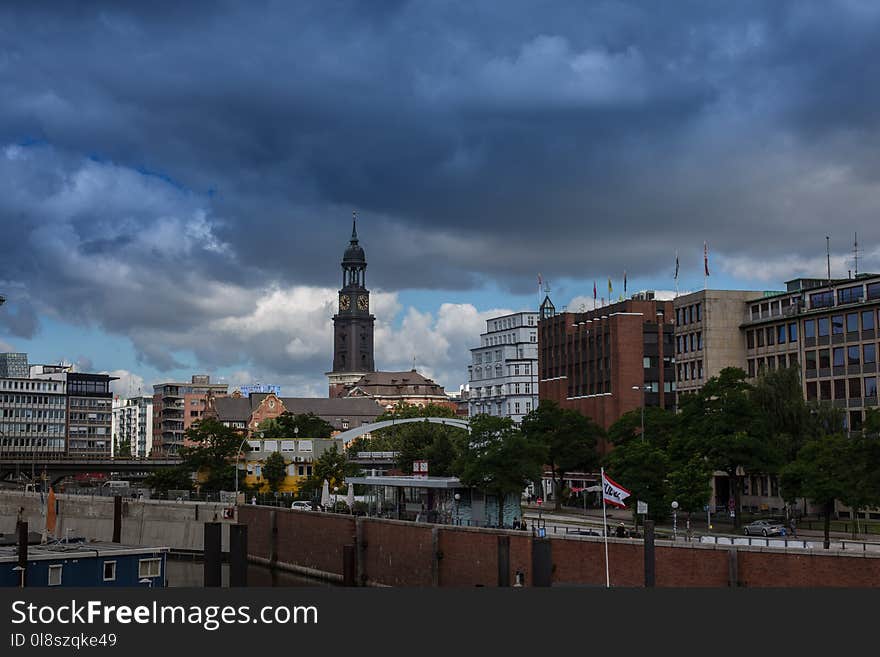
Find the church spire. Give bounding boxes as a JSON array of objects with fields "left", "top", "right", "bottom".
[{"left": 351, "top": 210, "right": 358, "bottom": 243}]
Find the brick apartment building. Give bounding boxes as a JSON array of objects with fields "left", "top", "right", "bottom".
[
  {"left": 537, "top": 292, "right": 675, "bottom": 453},
  {"left": 152, "top": 375, "right": 228, "bottom": 456}
]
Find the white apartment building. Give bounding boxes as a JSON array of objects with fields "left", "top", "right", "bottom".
[
  {"left": 112, "top": 396, "right": 154, "bottom": 458},
  {"left": 467, "top": 311, "right": 539, "bottom": 423}
]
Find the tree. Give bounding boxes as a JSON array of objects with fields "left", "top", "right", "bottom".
[
  {"left": 456, "top": 415, "right": 544, "bottom": 527},
  {"left": 114, "top": 436, "right": 132, "bottom": 458},
  {"left": 677, "top": 367, "right": 779, "bottom": 528},
  {"left": 521, "top": 400, "right": 602, "bottom": 511},
  {"left": 607, "top": 406, "right": 679, "bottom": 450},
  {"left": 262, "top": 451, "right": 287, "bottom": 493},
  {"left": 367, "top": 402, "right": 465, "bottom": 476},
  {"left": 752, "top": 366, "right": 810, "bottom": 462},
  {"left": 143, "top": 466, "right": 193, "bottom": 493},
  {"left": 258, "top": 412, "right": 334, "bottom": 439},
  {"left": 666, "top": 457, "right": 714, "bottom": 529},
  {"left": 301, "top": 444, "right": 361, "bottom": 499},
  {"left": 603, "top": 440, "right": 669, "bottom": 524},
  {"left": 782, "top": 433, "right": 858, "bottom": 549},
  {"left": 178, "top": 418, "right": 249, "bottom": 492}
]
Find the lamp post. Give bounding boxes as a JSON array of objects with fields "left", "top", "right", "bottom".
[
  {"left": 671, "top": 501, "right": 679, "bottom": 541},
  {"left": 454, "top": 492, "right": 460, "bottom": 525},
  {"left": 631, "top": 385, "right": 649, "bottom": 441},
  {"left": 234, "top": 435, "right": 249, "bottom": 504}
]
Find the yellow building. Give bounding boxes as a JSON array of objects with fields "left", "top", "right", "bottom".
[{"left": 240, "top": 437, "right": 343, "bottom": 493}]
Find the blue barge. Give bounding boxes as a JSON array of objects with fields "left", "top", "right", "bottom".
[{"left": 0, "top": 541, "right": 168, "bottom": 587}]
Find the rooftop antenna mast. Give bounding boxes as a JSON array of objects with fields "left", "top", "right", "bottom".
[
  {"left": 853, "top": 232, "right": 861, "bottom": 277},
  {"left": 826, "top": 236, "right": 831, "bottom": 284}
]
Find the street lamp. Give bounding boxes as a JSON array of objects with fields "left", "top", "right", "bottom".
[
  {"left": 671, "top": 501, "right": 679, "bottom": 541},
  {"left": 631, "top": 385, "right": 649, "bottom": 441},
  {"left": 234, "top": 435, "right": 249, "bottom": 504},
  {"left": 454, "top": 492, "right": 460, "bottom": 525},
  {"left": 333, "top": 486, "right": 339, "bottom": 512}
]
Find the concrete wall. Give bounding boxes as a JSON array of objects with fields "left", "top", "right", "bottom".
[
  {"left": 239, "top": 505, "right": 880, "bottom": 587},
  {"left": 0, "top": 491, "right": 234, "bottom": 551}
]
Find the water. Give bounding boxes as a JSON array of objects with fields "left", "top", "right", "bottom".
[{"left": 165, "top": 557, "right": 335, "bottom": 587}]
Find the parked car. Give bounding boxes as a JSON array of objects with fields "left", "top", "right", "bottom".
[
  {"left": 743, "top": 519, "right": 785, "bottom": 536},
  {"left": 290, "top": 501, "right": 313, "bottom": 511}
]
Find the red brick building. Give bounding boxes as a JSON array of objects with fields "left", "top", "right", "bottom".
[{"left": 538, "top": 293, "right": 675, "bottom": 453}]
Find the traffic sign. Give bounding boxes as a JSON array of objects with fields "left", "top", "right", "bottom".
[{"left": 637, "top": 500, "right": 648, "bottom": 515}]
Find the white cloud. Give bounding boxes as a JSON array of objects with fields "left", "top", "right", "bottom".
[{"left": 105, "top": 369, "right": 146, "bottom": 398}]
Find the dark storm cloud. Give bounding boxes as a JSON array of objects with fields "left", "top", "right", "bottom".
[{"left": 2, "top": 1, "right": 880, "bottom": 374}]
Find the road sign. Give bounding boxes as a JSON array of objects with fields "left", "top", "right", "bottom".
[
  {"left": 536, "top": 497, "right": 543, "bottom": 506},
  {"left": 728, "top": 497, "right": 735, "bottom": 511},
  {"left": 637, "top": 500, "right": 648, "bottom": 515}
]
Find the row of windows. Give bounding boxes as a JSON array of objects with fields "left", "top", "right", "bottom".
[
  {"left": 0, "top": 379, "right": 61, "bottom": 391},
  {"left": 677, "top": 361, "right": 704, "bottom": 382},
  {"left": 804, "top": 344, "right": 877, "bottom": 370},
  {"left": 746, "top": 323, "right": 798, "bottom": 349},
  {"left": 469, "top": 401, "right": 533, "bottom": 417},
  {"left": 483, "top": 331, "right": 537, "bottom": 347},
  {"left": 0, "top": 423, "right": 66, "bottom": 435},
  {"left": 749, "top": 296, "right": 799, "bottom": 321},
  {"left": 803, "top": 309, "right": 877, "bottom": 338},
  {"left": 0, "top": 408, "right": 66, "bottom": 419},
  {"left": 492, "top": 315, "right": 537, "bottom": 332},
  {"left": 747, "top": 354, "right": 799, "bottom": 376},
  {"left": 471, "top": 383, "right": 533, "bottom": 397},
  {"left": 0, "top": 394, "right": 65, "bottom": 405},
  {"left": 643, "top": 356, "right": 674, "bottom": 368},
  {"left": 47, "top": 558, "right": 162, "bottom": 587},
  {"left": 0, "top": 435, "right": 66, "bottom": 445},
  {"left": 805, "top": 377, "right": 878, "bottom": 401},
  {"left": 471, "top": 363, "right": 533, "bottom": 379},
  {"left": 809, "top": 283, "right": 880, "bottom": 309},
  {"left": 677, "top": 332, "right": 703, "bottom": 354},
  {"left": 675, "top": 303, "right": 702, "bottom": 326}
]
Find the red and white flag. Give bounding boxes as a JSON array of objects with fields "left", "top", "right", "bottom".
[{"left": 602, "top": 470, "right": 631, "bottom": 508}]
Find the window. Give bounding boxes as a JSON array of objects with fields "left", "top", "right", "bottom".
[
  {"left": 103, "top": 561, "right": 116, "bottom": 582},
  {"left": 819, "top": 349, "right": 831, "bottom": 369},
  {"left": 847, "top": 378, "right": 862, "bottom": 399},
  {"left": 834, "top": 379, "right": 846, "bottom": 399},
  {"left": 48, "top": 565, "right": 62, "bottom": 586},
  {"left": 139, "top": 558, "right": 162, "bottom": 579},
  {"left": 838, "top": 286, "right": 863, "bottom": 304},
  {"left": 777, "top": 325, "right": 786, "bottom": 344},
  {"left": 805, "top": 351, "right": 817, "bottom": 370},
  {"left": 848, "top": 346, "right": 860, "bottom": 366},
  {"left": 804, "top": 319, "right": 815, "bottom": 339},
  {"left": 747, "top": 330, "right": 755, "bottom": 349},
  {"left": 818, "top": 317, "right": 830, "bottom": 337},
  {"left": 868, "top": 282, "right": 880, "bottom": 300},
  {"left": 846, "top": 313, "right": 859, "bottom": 333},
  {"left": 832, "top": 315, "right": 844, "bottom": 335},
  {"left": 866, "top": 377, "right": 878, "bottom": 398},
  {"left": 820, "top": 380, "right": 831, "bottom": 400},
  {"left": 756, "top": 330, "right": 765, "bottom": 347},
  {"left": 788, "top": 323, "right": 798, "bottom": 342},
  {"left": 862, "top": 311, "right": 875, "bottom": 331},
  {"left": 833, "top": 347, "right": 845, "bottom": 367},
  {"left": 865, "top": 344, "right": 876, "bottom": 364},
  {"left": 747, "top": 359, "right": 755, "bottom": 377},
  {"left": 810, "top": 291, "right": 834, "bottom": 308},
  {"left": 766, "top": 327, "right": 775, "bottom": 346},
  {"left": 696, "top": 303, "right": 702, "bottom": 322},
  {"left": 806, "top": 382, "right": 817, "bottom": 401},
  {"left": 697, "top": 332, "right": 703, "bottom": 350}
]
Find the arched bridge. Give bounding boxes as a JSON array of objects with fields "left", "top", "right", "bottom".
[
  {"left": 334, "top": 417, "right": 470, "bottom": 445},
  {"left": 0, "top": 456, "right": 182, "bottom": 486}
]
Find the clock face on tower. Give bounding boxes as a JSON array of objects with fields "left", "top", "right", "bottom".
[
  {"left": 339, "top": 294, "right": 350, "bottom": 311},
  {"left": 357, "top": 295, "right": 369, "bottom": 311}
]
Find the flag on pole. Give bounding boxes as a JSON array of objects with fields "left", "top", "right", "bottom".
[
  {"left": 537, "top": 273, "right": 543, "bottom": 288},
  {"left": 607, "top": 277, "right": 612, "bottom": 297},
  {"left": 602, "top": 471, "right": 631, "bottom": 509},
  {"left": 674, "top": 252, "right": 679, "bottom": 280},
  {"left": 623, "top": 271, "right": 627, "bottom": 295},
  {"left": 704, "top": 242, "right": 710, "bottom": 277},
  {"left": 593, "top": 280, "right": 597, "bottom": 301}
]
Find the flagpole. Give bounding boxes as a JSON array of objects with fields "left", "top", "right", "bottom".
[{"left": 601, "top": 467, "right": 610, "bottom": 588}]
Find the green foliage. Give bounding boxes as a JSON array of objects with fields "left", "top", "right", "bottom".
[
  {"left": 114, "top": 436, "right": 132, "bottom": 458},
  {"left": 607, "top": 406, "right": 679, "bottom": 450},
  {"left": 144, "top": 466, "right": 193, "bottom": 493},
  {"left": 666, "top": 457, "right": 713, "bottom": 515},
  {"left": 258, "top": 412, "right": 334, "bottom": 439},
  {"left": 603, "top": 440, "right": 669, "bottom": 522},
  {"left": 375, "top": 402, "right": 456, "bottom": 421},
  {"left": 177, "top": 418, "right": 249, "bottom": 493},
  {"left": 301, "top": 444, "right": 361, "bottom": 496},
  {"left": 521, "top": 400, "right": 602, "bottom": 511},
  {"left": 262, "top": 451, "right": 287, "bottom": 493},
  {"left": 456, "top": 415, "right": 544, "bottom": 527}
]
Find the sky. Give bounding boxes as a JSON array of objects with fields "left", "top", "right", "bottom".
[{"left": 1, "top": 1, "right": 880, "bottom": 398}]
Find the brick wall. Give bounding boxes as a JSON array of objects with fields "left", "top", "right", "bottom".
[{"left": 239, "top": 506, "right": 880, "bottom": 587}]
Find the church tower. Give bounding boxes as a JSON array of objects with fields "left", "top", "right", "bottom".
[{"left": 327, "top": 212, "right": 376, "bottom": 397}]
